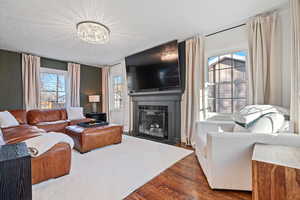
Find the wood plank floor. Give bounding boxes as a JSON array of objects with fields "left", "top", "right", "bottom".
[{"left": 124, "top": 153, "right": 252, "bottom": 200}]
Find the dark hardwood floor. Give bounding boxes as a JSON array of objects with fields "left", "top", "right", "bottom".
[{"left": 124, "top": 153, "right": 252, "bottom": 200}]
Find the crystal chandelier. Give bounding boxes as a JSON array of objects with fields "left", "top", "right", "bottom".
[{"left": 76, "top": 21, "right": 110, "bottom": 44}]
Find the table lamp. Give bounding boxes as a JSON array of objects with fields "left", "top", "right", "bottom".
[{"left": 89, "top": 95, "right": 100, "bottom": 113}]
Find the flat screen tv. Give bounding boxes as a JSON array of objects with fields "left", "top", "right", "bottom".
[{"left": 125, "top": 40, "right": 181, "bottom": 93}]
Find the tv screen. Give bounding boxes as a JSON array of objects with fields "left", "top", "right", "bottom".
[{"left": 125, "top": 40, "right": 180, "bottom": 93}]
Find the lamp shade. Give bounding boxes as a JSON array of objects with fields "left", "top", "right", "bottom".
[{"left": 89, "top": 95, "right": 100, "bottom": 103}]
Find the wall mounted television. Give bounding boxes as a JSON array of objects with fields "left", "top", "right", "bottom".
[{"left": 125, "top": 40, "right": 181, "bottom": 94}]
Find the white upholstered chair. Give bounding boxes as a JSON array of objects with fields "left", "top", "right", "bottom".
[{"left": 194, "top": 119, "right": 300, "bottom": 191}]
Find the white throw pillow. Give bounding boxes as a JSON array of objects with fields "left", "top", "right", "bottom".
[
  {"left": 0, "top": 129, "right": 5, "bottom": 145},
  {"left": 67, "top": 107, "right": 85, "bottom": 120},
  {"left": 233, "top": 113, "right": 284, "bottom": 133},
  {"left": 0, "top": 111, "right": 20, "bottom": 128}
]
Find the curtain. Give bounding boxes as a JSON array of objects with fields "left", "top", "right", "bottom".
[
  {"left": 247, "top": 12, "right": 282, "bottom": 105},
  {"left": 101, "top": 66, "right": 110, "bottom": 121},
  {"left": 181, "top": 36, "right": 206, "bottom": 145},
  {"left": 120, "top": 60, "right": 133, "bottom": 133},
  {"left": 290, "top": 0, "right": 300, "bottom": 134},
  {"left": 22, "top": 54, "right": 41, "bottom": 110},
  {"left": 68, "top": 63, "right": 81, "bottom": 107}
]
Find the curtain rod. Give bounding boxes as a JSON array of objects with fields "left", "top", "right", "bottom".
[
  {"left": 205, "top": 23, "right": 246, "bottom": 37},
  {"left": 108, "top": 23, "right": 247, "bottom": 66}
]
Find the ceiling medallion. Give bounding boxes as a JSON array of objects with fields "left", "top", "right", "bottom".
[{"left": 76, "top": 21, "right": 110, "bottom": 44}]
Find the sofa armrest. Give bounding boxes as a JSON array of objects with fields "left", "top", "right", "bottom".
[
  {"left": 195, "top": 120, "right": 235, "bottom": 145},
  {"left": 205, "top": 132, "right": 300, "bottom": 190}
]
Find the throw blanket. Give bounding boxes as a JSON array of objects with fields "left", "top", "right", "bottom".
[
  {"left": 233, "top": 105, "right": 280, "bottom": 128},
  {"left": 24, "top": 132, "right": 74, "bottom": 157}
]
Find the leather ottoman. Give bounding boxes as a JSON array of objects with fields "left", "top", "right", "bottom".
[{"left": 65, "top": 125, "right": 123, "bottom": 153}]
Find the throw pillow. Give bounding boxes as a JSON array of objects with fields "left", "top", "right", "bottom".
[
  {"left": 0, "top": 129, "right": 5, "bottom": 145},
  {"left": 67, "top": 107, "right": 85, "bottom": 120},
  {"left": 0, "top": 111, "right": 20, "bottom": 128}
]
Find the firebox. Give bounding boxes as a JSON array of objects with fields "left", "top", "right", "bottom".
[{"left": 138, "top": 105, "right": 168, "bottom": 139}]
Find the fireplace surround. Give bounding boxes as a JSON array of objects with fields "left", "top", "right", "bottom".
[{"left": 130, "top": 90, "right": 182, "bottom": 144}]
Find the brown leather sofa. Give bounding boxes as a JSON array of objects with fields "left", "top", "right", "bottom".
[{"left": 1, "top": 109, "right": 92, "bottom": 184}]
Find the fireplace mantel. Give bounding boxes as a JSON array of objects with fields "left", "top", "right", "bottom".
[{"left": 130, "top": 91, "right": 182, "bottom": 144}]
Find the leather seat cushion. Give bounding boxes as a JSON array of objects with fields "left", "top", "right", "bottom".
[{"left": 36, "top": 122, "right": 69, "bottom": 133}]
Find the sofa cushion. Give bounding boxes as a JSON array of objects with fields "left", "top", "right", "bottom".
[
  {"left": 36, "top": 122, "right": 69, "bottom": 133},
  {"left": 27, "top": 109, "right": 67, "bottom": 125},
  {"left": 67, "top": 107, "right": 85, "bottom": 120},
  {"left": 0, "top": 111, "right": 20, "bottom": 128}
]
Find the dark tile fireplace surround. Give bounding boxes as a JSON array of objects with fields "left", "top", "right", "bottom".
[{"left": 130, "top": 90, "right": 182, "bottom": 144}]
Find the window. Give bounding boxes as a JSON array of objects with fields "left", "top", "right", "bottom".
[
  {"left": 207, "top": 51, "right": 247, "bottom": 113},
  {"left": 40, "top": 68, "right": 68, "bottom": 109},
  {"left": 112, "top": 76, "right": 123, "bottom": 110}
]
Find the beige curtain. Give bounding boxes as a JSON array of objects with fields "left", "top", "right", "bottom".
[
  {"left": 101, "top": 66, "right": 110, "bottom": 121},
  {"left": 247, "top": 12, "right": 282, "bottom": 105},
  {"left": 68, "top": 63, "right": 81, "bottom": 107},
  {"left": 290, "top": 0, "right": 300, "bottom": 134},
  {"left": 22, "top": 54, "right": 41, "bottom": 110},
  {"left": 181, "top": 36, "right": 206, "bottom": 145},
  {"left": 120, "top": 60, "right": 133, "bottom": 133}
]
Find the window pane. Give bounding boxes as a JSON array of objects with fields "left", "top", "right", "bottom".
[
  {"left": 40, "top": 71, "right": 66, "bottom": 109},
  {"left": 233, "top": 81, "right": 247, "bottom": 98},
  {"left": 233, "top": 99, "right": 247, "bottom": 113},
  {"left": 40, "top": 91, "right": 57, "bottom": 109},
  {"left": 208, "top": 99, "right": 215, "bottom": 112},
  {"left": 58, "top": 75, "right": 66, "bottom": 92},
  {"left": 41, "top": 73, "right": 57, "bottom": 91},
  {"left": 207, "top": 51, "right": 247, "bottom": 114},
  {"left": 216, "top": 99, "right": 232, "bottom": 113},
  {"left": 216, "top": 82, "right": 232, "bottom": 98},
  {"left": 208, "top": 84, "right": 215, "bottom": 98}
]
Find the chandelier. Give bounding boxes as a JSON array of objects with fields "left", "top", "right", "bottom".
[{"left": 76, "top": 21, "right": 110, "bottom": 44}]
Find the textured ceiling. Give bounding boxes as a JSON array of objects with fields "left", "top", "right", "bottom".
[{"left": 0, "top": 0, "right": 287, "bottom": 66}]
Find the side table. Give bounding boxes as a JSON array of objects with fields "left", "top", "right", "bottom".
[
  {"left": 252, "top": 144, "right": 300, "bottom": 200},
  {"left": 0, "top": 143, "right": 32, "bottom": 200}
]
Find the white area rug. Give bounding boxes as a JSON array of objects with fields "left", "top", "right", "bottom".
[{"left": 32, "top": 135, "right": 192, "bottom": 200}]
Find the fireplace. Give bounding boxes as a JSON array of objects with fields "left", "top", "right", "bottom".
[
  {"left": 138, "top": 105, "right": 168, "bottom": 139},
  {"left": 130, "top": 91, "right": 182, "bottom": 144}
]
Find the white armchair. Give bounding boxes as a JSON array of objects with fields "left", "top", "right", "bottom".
[{"left": 194, "top": 120, "right": 300, "bottom": 191}]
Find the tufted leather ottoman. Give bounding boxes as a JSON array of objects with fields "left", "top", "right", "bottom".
[{"left": 65, "top": 124, "right": 123, "bottom": 153}]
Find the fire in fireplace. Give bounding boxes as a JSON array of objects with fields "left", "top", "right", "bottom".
[{"left": 138, "top": 105, "right": 168, "bottom": 139}]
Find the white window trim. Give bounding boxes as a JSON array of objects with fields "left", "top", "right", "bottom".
[{"left": 40, "top": 67, "right": 70, "bottom": 109}]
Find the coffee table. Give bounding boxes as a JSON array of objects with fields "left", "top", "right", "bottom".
[{"left": 65, "top": 124, "right": 123, "bottom": 153}]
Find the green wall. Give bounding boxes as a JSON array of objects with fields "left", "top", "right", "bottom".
[
  {"left": 80, "top": 65, "right": 102, "bottom": 113},
  {"left": 0, "top": 50, "right": 23, "bottom": 110},
  {"left": 0, "top": 50, "right": 102, "bottom": 112}
]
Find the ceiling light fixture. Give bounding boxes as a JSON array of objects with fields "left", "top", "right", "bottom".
[{"left": 76, "top": 21, "right": 110, "bottom": 44}]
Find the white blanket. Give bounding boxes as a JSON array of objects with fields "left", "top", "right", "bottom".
[{"left": 24, "top": 132, "right": 74, "bottom": 157}]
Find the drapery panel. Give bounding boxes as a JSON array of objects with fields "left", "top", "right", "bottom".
[
  {"left": 247, "top": 12, "right": 282, "bottom": 105},
  {"left": 290, "top": 0, "right": 300, "bottom": 133},
  {"left": 22, "top": 54, "right": 41, "bottom": 110},
  {"left": 68, "top": 63, "right": 81, "bottom": 107},
  {"left": 181, "top": 36, "right": 206, "bottom": 145}
]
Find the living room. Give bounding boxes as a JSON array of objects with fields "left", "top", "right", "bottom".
[{"left": 0, "top": 0, "right": 300, "bottom": 200}]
